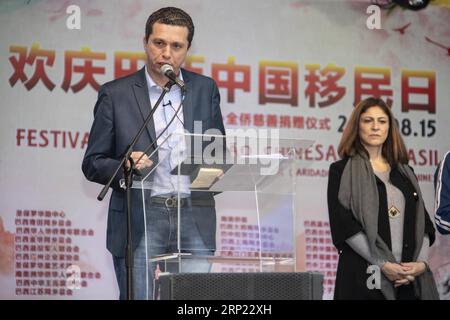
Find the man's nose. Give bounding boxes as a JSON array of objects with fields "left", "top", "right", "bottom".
[{"left": 161, "top": 46, "right": 171, "bottom": 60}]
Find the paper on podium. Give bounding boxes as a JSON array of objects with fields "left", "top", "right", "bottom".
[
  {"left": 190, "top": 167, "right": 224, "bottom": 189},
  {"left": 170, "top": 159, "right": 231, "bottom": 190}
]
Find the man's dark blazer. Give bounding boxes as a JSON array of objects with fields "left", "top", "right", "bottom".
[{"left": 82, "top": 67, "right": 225, "bottom": 257}]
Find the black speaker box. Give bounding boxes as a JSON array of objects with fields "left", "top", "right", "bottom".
[{"left": 159, "top": 272, "right": 323, "bottom": 300}]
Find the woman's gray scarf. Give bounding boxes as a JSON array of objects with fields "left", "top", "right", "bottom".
[{"left": 338, "top": 152, "right": 439, "bottom": 300}]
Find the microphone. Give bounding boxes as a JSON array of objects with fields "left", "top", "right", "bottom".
[{"left": 160, "top": 64, "right": 186, "bottom": 92}]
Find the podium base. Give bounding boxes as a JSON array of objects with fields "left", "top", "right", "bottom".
[{"left": 159, "top": 272, "right": 323, "bottom": 300}]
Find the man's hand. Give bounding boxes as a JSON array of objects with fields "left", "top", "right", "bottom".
[{"left": 127, "top": 151, "right": 153, "bottom": 170}]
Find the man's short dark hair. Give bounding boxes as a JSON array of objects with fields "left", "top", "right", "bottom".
[{"left": 145, "top": 7, "right": 194, "bottom": 48}]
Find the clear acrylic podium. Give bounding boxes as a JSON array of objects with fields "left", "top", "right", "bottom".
[{"left": 122, "top": 132, "right": 313, "bottom": 299}]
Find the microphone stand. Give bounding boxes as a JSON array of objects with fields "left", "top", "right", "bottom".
[{"left": 97, "top": 79, "right": 175, "bottom": 300}]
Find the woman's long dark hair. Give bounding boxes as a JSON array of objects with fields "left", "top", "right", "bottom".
[{"left": 338, "top": 97, "right": 408, "bottom": 165}]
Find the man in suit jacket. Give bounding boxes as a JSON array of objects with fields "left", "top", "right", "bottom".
[{"left": 82, "top": 7, "right": 225, "bottom": 299}]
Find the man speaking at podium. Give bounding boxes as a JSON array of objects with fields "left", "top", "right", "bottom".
[{"left": 82, "top": 7, "right": 225, "bottom": 299}]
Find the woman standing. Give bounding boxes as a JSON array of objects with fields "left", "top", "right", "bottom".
[{"left": 327, "top": 97, "right": 439, "bottom": 300}]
